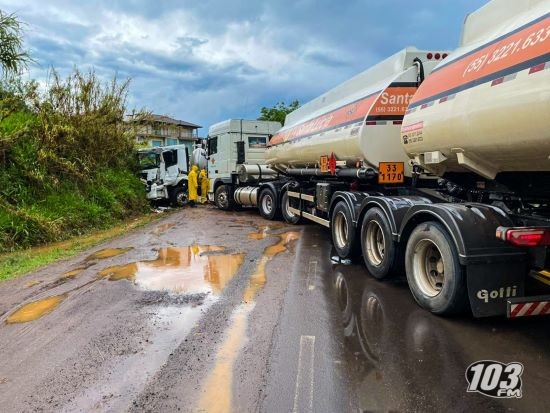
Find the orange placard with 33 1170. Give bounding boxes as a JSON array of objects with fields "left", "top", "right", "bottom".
[{"left": 378, "top": 162, "right": 405, "bottom": 184}]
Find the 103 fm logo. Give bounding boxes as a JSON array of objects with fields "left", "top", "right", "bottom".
[{"left": 466, "top": 361, "right": 523, "bottom": 398}]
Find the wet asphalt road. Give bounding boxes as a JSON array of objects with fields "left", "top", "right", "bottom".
[{"left": 1, "top": 206, "right": 550, "bottom": 412}]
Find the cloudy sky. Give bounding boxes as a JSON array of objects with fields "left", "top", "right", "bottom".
[{"left": 0, "top": 0, "right": 487, "bottom": 134}]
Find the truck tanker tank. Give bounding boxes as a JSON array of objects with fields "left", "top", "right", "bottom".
[
  {"left": 402, "top": 0, "right": 550, "bottom": 180},
  {"left": 265, "top": 48, "right": 448, "bottom": 177}
]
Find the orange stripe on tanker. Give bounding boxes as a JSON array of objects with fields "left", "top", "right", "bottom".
[
  {"left": 411, "top": 15, "right": 550, "bottom": 107},
  {"left": 269, "top": 86, "right": 417, "bottom": 146}
]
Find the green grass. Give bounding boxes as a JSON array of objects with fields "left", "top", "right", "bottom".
[{"left": 0, "top": 213, "right": 161, "bottom": 282}]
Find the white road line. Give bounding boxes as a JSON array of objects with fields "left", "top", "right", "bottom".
[
  {"left": 306, "top": 260, "right": 317, "bottom": 291},
  {"left": 293, "top": 335, "right": 316, "bottom": 413}
]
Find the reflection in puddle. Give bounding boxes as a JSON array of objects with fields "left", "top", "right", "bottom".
[
  {"left": 199, "top": 231, "right": 300, "bottom": 412},
  {"left": 62, "top": 268, "right": 86, "bottom": 279},
  {"left": 243, "top": 231, "right": 300, "bottom": 303},
  {"left": 86, "top": 248, "right": 132, "bottom": 261},
  {"left": 152, "top": 223, "right": 176, "bottom": 235},
  {"left": 99, "top": 246, "right": 245, "bottom": 295},
  {"left": 6, "top": 294, "right": 67, "bottom": 324},
  {"left": 247, "top": 224, "right": 285, "bottom": 240}
]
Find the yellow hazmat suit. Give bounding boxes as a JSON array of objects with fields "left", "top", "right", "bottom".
[
  {"left": 200, "top": 169, "right": 209, "bottom": 203},
  {"left": 188, "top": 165, "right": 198, "bottom": 204}
]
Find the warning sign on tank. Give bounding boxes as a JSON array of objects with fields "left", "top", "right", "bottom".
[
  {"left": 320, "top": 155, "right": 329, "bottom": 173},
  {"left": 378, "top": 162, "right": 405, "bottom": 184},
  {"left": 401, "top": 121, "right": 424, "bottom": 145}
]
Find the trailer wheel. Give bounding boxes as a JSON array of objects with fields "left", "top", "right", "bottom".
[
  {"left": 215, "top": 185, "right": 233, "bottom": 211},
  {"left": 361, "top": 208, "right": 398, "bottom": 279},
  {"left": 331, "top": 201, "right": 359, "bottom": 259},
  {"left": 170, "top": 186, "right": 188, "bottom": 207},
  {"left": 405, "top": 221, "right": 468, "bottom": 315},
  {"left": 259, "top": 188, "right": 278, "bottom": 220},
  {"left": 281, "top": 191, "right": 300, "bottom": 224}
]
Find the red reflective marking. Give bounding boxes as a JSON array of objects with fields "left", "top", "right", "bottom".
[
  {"left": 529, "top": 63, "right": 546, "bottom": 74},
  {"left": 524, "top": 303, "right": 538, "bottom": 316},
  {"left": 491, "top": 77, "right": 504, "bottom": 86},
  {"left": 541, "top": 301, "right": 550, "bottom": 315},
  {"left": 511, "top": 303, "right": 525, "bottom": 317}
]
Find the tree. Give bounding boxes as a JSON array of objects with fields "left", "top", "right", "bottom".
[
  {"left": 258, "top": 100, "right": 300, "bottom": 124},
  {"left": 0, "top": 11, "right": 32, "bottom": 77}
]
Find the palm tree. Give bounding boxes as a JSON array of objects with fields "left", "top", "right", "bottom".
[{"left": 0, "top": 11, "right": 31, "bottom": 77}]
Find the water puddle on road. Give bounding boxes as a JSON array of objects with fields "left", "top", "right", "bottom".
[
  {"left": 243, "top": 231, "right": 300, "bottom": 303},
  {"left": 6, "top": 294, "right": 67, "bottom": 324},
  {"left": 152, "top": 223, "right": 176, "bottom": 235},
  {"left": 24, "top": 280, "right": 42, "bottom": 288},
  {"left": 85, "top": 247, "right": 132, "bottom": 261},
  {"left": 247, "top": 224, "right": 285, "bottom": 240},
  {"left": 62, "top": 268, "right": 86, "bottom": 279},
  {"left": 198, "top": 231, "right": 300, "bottom": 412},
  {"left": 99, "top": 246, "right": 245, "bottom": 295}
]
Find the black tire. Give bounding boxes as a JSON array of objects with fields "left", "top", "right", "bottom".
[
  {"left": 281, "top": 191, "right": 300, "bottom": 224},
  {"left": 331, "top": 201, "right": 359, "bottom": 259},
  {"left": 170, "top": 185, "right": 187, "bottom": 207},
  {"left": 405, "top": 221, "right": 468, "bottom": 315},
  {"left": 258, "top": 188, "right": 278, "bottom": 220},
  {"left": 215, "top": 185, "right": 233, "bottom": 211},
  {"left": 360, "top": 208, "right": 400, "bottom": 279}
]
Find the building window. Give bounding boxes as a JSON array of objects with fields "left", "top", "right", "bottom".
[
  {"left": 248, "top": 136, "right": 267, "bottom": 148},
  {"left": 152, "top": 140, "right": 163, "bottom": 147},
  {"left": 166, "top": 138, "right": 178, "bottom": 146}
]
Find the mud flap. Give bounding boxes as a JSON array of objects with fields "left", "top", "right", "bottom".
[{"left": 467, "top": 257, "right": 528, "bottom": 317}]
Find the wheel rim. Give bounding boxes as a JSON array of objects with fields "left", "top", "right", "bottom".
[
  {"left": 218, "top": 190, "right": 228, "bottom": 208},
  {"left": 334, "top": 211, "right": 348, "bottom": 249},
  {"left": 365, "top": 221, "right": 385, "bottom": 266},
  {"left": 412, "top": 239, "right": 445, "bottom": 297},
  {"left": 284, "top": 195, "right": 296, "bottom": 219},
  {"left": 262, "top": 194, "right": 273, "bottom": 214},
  {"left": 176, "top": 191, "right": 187, "bottom": 206}
]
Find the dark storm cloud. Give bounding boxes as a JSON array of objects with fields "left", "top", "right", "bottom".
[{"left": 0, "top": 0, "right": 488, "bottom": 131}]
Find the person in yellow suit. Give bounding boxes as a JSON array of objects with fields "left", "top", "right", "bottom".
[
  {"left": 187, "top": 165, "right": 198, "bottom": 207},
  {"left": 200, "top": 169, "right": 209, "bottom": 204}
]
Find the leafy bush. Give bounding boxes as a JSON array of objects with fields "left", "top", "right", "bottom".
[{"left": 0, "top": 70, "right": 148, "bottom": 252}]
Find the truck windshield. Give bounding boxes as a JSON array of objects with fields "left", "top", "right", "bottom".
[{"left": 138, "top": 152, "right": 160, "bottom": 169}]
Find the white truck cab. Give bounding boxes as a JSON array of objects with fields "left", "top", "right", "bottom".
[
  {"left": 207, "top": 119, "right": 281, "bottom": 207},
  {"left": 138, "top": 144, "right": 191, "bottom": 206}
]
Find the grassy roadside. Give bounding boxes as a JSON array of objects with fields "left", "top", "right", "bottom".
[{"left": 0, "top": 212, "right": 168, "bottom": 282}]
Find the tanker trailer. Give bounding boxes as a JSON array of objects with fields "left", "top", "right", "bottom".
[{"left": 396, "top": 0, "right": 550, "bottom": 318}]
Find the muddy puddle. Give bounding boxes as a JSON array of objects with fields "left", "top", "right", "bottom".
[
  {"left": 24, "top": 280, "right": 42, "bottom": 288},
  {"left": 62, "top": 268, "right": 86, "bottom": 279},
  {"left": 6, "top": 294, "right": 67, "bottom": 324},
  {"left": 243, "top": 231, "right": 300, "bottom": 302},
  {"left": 152, "top": 223, "right": 176, "bottom": 235},
  {"left": 99, "top": 246, "right": 245, "bottom": 295},
  {"left": 247, "top": 224, "right": 285, "bottom": 240},
  {"left": 199, "top": 231, "right": 300, "bottom": 412},
  {"left": 85, "top": 247, "right": 132, "bottom": 261}
]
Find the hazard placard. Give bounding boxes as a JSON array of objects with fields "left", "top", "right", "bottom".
[
  {"left": 378, "top": 162, "right": 405, "bottom": 184},
  {"left": 320, "top": 155, "right": 329, "bottom": 173}
]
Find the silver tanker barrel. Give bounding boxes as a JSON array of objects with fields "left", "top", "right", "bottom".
[
  {"left": 402, "top": 0, "right": 550, "bottom": 180},
  {"left": 265, "top": 48, "right": 449, "bottom": 180}
]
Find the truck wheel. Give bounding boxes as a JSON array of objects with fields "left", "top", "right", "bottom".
[
  {"left": 331, "top": 201, "right": 359, "bottom": 259},
  {"left": 258, "top": 188, "right": 278, "bottom": 220},
  {"left": 170, "top": 186, "right": 187, "bottom": 207},
  {"left": 405, "top": 221, "right": 468, "bottom": 315},
  {"left": 215, "top": 185, "right": 233, "bottom": 211},
  {"left": 361, "top": 208, "right": 399, "bottom": 279},
  {"left": 281, "top": 191, "right": 300, "bottom": 224}
]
